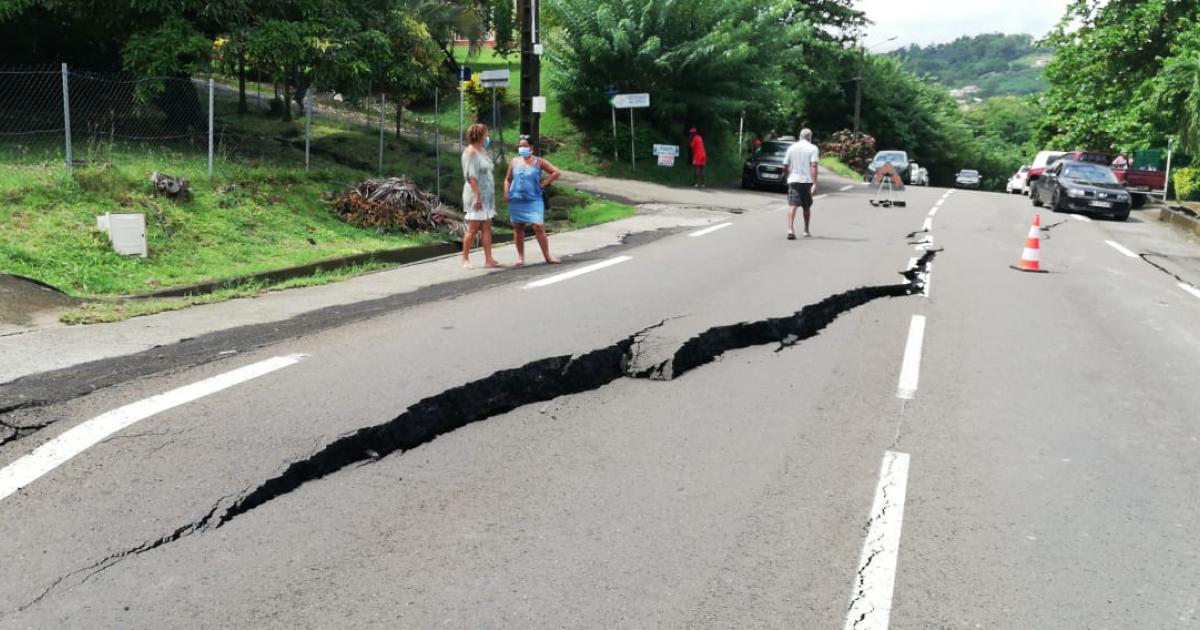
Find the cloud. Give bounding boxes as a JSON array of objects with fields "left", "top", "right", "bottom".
[{"left": 855, "top": 0, "right": 1072, "bottom": 50}]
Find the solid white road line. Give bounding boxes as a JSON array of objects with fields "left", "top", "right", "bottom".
[
  {"left": 524, "top": 256, "right": 633, "bottom": 288},
  {"left": 0, "top": 354, "right": 306, "bottom": 503},
  {"left": 921, "top": 217, "right": 933, "bottom": 232},
  {"left": 1180, "top": 283, "right": 1200, "bottom": 300},
  {"left": 896, "top": 315, "right": 926, "bottom": 399},
  {"left": 840, "top": 185, "right": 854, "bottom": 192},
  {"left": 927, "top": 206, "right": 939, "bottom": 217},
  {"left": 688, "top": 222, "right": 733, "bottom": 237},
  {"left": 842, "top": 450, "right": 912, "bottom": 630},
  {"left": 923, "top": 263, "right": 933, "bottom": 299},
  {"left": 934, "top": 198, "right": 945, "bottom": 207},
  {"left": 815, "top": 194, "right": 829, "bottom": 200},
  {"left": 1104, "top": 240, "right": 1138, "bottom": 258},
  {"left": 1070, "top": 214, "right": 1092, "bottom": 222}
]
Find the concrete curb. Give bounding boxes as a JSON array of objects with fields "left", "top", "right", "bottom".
[{"left": 1159, "top": 205, "right": 1200, "bottom": 238}]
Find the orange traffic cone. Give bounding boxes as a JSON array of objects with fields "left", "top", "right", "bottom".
[{"left": 1011, "top": 214, "right": 1048, "bottom": 273}]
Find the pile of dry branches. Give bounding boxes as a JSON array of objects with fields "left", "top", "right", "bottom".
[{"left": 335, "top": 177, "right": 465, "bottom": 237}]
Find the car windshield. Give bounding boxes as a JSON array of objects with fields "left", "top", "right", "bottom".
[
  {"left": 874, "top": 152, "right": 907, "bottom": 165},
  {"left": 960, "top": 170, "right": 979, "bottom": 177},
  {"left": 756, "top": 142, "right": 792, "bottom": 158},
  {"left": 1063, "top": 163, "right": 1119, "bottom": 184}
]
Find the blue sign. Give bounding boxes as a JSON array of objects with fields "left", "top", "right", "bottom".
[
  {"left": 459, "top": 66, "right": 473, "bottom": 81},
  {"left": 603, "top": 85, "right": 619, "bottom": 98}
]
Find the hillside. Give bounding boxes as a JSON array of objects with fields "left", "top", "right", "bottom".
[{"left": 888, "top": 33, "right": 1053, "bottom": 101}]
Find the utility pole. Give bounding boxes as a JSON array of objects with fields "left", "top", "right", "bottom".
[
  {"left": 853, "top": 41, "right": 864, "bottom": 138},
  {"left": 518, "top": 0, "right": 540, "bottom": 150}
]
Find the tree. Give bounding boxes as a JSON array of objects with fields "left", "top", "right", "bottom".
[
  {"left": 1148, "top": 24, "right": 1200, "bottom": 154},
  {"left": 547, "top": 0, "right": 805, "bottom": 154},
  {"left": 492, "top": 0, "right": 516, "bottom": 58}
]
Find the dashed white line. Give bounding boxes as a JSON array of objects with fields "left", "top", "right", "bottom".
[
  {"left": 927, "top": 206, "right": 940, "bottom": 217},
  {"left": 815, "top": 194, "right": 829, "bottom": 200},
  {"left": 1070, "top": 214, "right": 1092, "bottom": 222},
  {"left": 843, "top": 450, "right": 912, "bottom": 630},
  {"left": 923, "top": 263, "right": 933, "bottom": 299},
  {"left": 524, "top": 256, "right": 633, "bottom": 288},
  {"left": 934, "top": 198, "right": 945, "bottom": 207},
  {"left": 896, "top": 315, "right": 926, "bottom": 399},
  {"left": 0, "top": 354, "right": 307, "bottom": 503},
  {"left": 1180, "top": 283, "right": 1200, "bottom": 300},
  {"left": 840, "top": 185, "right": 854, "bottom": 192},
  {"left": 1104, "top": 240, "right": 1138, "bottom": 258},
  {"left": 921, "top": 217, "right": 933, "bottom": 232},
  {"left": 688, "top": 222, "right": 733, "bottom": 237}
]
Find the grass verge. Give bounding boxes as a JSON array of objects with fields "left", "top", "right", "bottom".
[{"left": 820, "top": 157, "right": 861, "bottom": 180}]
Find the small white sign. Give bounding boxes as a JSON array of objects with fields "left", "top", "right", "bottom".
[
  {"left": 479, "top": 69, "right": 510, "bottom": 88},
  {"left": 612, "top": 93, "right": 650, "bottom": 109},
  {"left": 533, "top": 44, "right": 544, "bottom": 56},
  {"left": 652, "top": 144, "right": 679, "bottom": 156},
  {"left": 532, "top": 96, "right": 547, "bottom": 113},
  {"left": 657, "top": 154, "right": 675, "bottom": 167}
]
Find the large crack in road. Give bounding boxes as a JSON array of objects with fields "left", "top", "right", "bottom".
[{"left": 9, "top": 246, "right": 938, "bottom": 615}]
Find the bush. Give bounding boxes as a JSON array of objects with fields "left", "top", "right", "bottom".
[
  {"left": 1174, "top": 167, "right": 1200, "bottom": 201},
  {"left": 463, "top": 76, "right": 508, "bottom": 121},
  {"left": 820, "top": 130, "right": 876, "bottom": 174}
]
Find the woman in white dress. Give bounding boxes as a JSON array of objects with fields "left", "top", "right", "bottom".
[{"left": 461, "top": 123, "right": 501, "bottom": 269}]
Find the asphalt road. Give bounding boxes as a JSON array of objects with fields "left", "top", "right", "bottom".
[{"left": 2, "top": 180, "right": 1199, "bottom": 629}]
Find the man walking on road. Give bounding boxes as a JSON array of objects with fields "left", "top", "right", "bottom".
[{"left": 783, "top": 128, "right": 819, "bottom": 239}]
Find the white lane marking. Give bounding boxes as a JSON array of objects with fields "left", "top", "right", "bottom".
[
  {"left": 927, "top": 206, "right": 939, "bottom": 218},
  {"left": 923, "top": 263, "right": 933, "bottom": 299},
  {"left": 0, "top": 354, "right": 306, "bottom": 503},
  {"left": 815, "top": 194, "right": 829, "bottom": 200},
  {"left": 914, "top": 235, "right": 934, "bottom": 252},
  {"left": 1070, "top": 214, "right": 1092, "bottom": 222},
  {"left": 934, "top": 199, "right": 945, "bottom": 207},
  {"left": 840, "top": 185, "right": 854, "bottom": 192},
  {"left": 524, "top": 256, "right": 633, "bottom": 288},
  {"left": 1104, "top": 240, "right": 1138, "bottom": 258},
  {"left": 1180, "top": 283, "right": 1200, "bottom": 300},
  {"left": 843, "top": 450, "right": 911, "bottom": 630},
  {"left": 921, "top": 217, "right": 933, "bottom": 232},
  {"left": 688, "top": 222, "right": 733, "bottom": 237},
  {"left": 896, "top": 315, "right": 926, "bottom": 399}
]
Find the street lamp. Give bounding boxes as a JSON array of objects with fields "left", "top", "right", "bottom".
[{"left": 853, "top": 35, "right": 898, "bottom": 138}]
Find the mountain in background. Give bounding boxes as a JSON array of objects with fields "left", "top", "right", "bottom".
[{"left": 888, "top": 33, "right": 1054, "bottom": 102}]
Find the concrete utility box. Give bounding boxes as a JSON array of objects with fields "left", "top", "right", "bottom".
[{"left": 96, "top": 212, "right": 147, "bottom": 257}]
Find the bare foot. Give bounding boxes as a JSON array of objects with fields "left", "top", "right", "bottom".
[
  {"left": 485, "top": 260, "right": 503, "bottom": 268},
  {"left": 544, "top": 257, "right": 561, "bottom": 264},
  {"left": 513, "top": 258, "right": 525, "bottom": 268},
  {"left": 461, "top": 259, "right": 472, "bottom": 269}
]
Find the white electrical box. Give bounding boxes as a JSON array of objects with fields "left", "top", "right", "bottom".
[
  {"left": 532, "top": 96, "right": 547, "bottom": 113},
  {"left": 107, "top": 213, "right": 148, "bottom": 257}
]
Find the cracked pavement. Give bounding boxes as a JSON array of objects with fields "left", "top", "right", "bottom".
[{"left": 2, "top": 182, "right": 1200, "bottom": 628}]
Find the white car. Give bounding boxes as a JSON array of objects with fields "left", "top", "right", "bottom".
[{"left": 1006, "top": 165, "right": 1030, "bottom": 194}]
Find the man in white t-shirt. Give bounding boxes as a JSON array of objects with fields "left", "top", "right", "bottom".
[{"left": 782, "top": 129, "right": 819, "bottom": 239}]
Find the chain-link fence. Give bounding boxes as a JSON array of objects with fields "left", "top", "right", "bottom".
[{"left": 0, "top": 65, "right": 479, "bottom": 204}]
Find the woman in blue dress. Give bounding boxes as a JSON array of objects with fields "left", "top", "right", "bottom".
[{"left": 503, "top": 136, "right": 561, "bottom": 266}]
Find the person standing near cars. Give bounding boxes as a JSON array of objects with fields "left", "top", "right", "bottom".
[
  {"left": 504, "top": 136, "right": 561, "bottom": 266},
  {"left": 461, "top": 123, "right": 502, "bottom": 269},
  {"left": 782, "top": 128, "right": 819, "bottom": 239},
  {"left": 1111, "top": 152, "right": 1130, "bottom": 170},
  {"left": 689, "top": 127, "right": 707, "bottom": 188}
]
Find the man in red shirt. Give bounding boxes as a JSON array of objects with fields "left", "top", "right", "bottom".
[{"left": 689, "top": 128, "right": 707, "bottom": 188}]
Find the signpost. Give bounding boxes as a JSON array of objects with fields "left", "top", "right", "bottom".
[
  {"left": 480, "top": 70, "right": 510, "bottom": 159},
  {"left": 458, "top": 66, "right": 472, "bottom": 151},
  {"left": 612, "top": 93, "right": 650, "bottom": 168},
  {"left": 653, "top": 144, "right": 679, "bottom": 168},
  {"left": 604, "top": 85, "right": 619, "bottom": 161}
]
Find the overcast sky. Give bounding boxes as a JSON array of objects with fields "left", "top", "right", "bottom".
[{"left": 855, "top": 0, "right": 1073, "bottom": 50}]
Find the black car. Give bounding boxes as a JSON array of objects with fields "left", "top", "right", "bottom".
[
  {"left": 1030, "top": 159, "right": 1132, "bottom": 221},
  {"left": 866, "top": 150, "right": 911, "bottom": 185},
  {"left": 742, "top": 140, "right": 794, "bottom": 190}
]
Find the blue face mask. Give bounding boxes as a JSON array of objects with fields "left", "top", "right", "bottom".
[
  {"left": 518, "top": 147, "right": 532, "bottom": 158},
  {"left": 484, "top": 137, "right": 491, "bottom": 149}
]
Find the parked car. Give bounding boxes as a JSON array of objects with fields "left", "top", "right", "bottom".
[
  {"left": 1006, "top": 165, "right": 1031, "bottom": 194},
  {"left": 1024, "top": 150, "right": 1069, "bottom": 189},
  {"left": 741, "top": 139, "right": 795, "bottom": 190},
  {"left": 1111, "top": 156, "right": 1167, "bottom": 209},
  {"left": 909, "top": 164, "right": 929, "bottom": 186},
  {"left": 866, "top": 151, "right": 911, "bottom": 185},
  {"left": 1030, "top": 159, "right": 1132, "bottom": 221},
  {"left": 955, "top": 169, "right": 982, "bottom": 189}
]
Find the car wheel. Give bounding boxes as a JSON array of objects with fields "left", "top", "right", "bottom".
[
  {"left": 1131, "top": 194, "right": 1147, "bottom": 209},
  {"left": 1114, "top": 209, "right": 1131, "bottom": 222},
  {"left": 1050, "top": 190, "right": 1066, "bottom": 213}
]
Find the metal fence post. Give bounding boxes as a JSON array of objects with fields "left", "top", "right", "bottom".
[
  {"left": 304, "top": 88, "right": 312, "bottom": 172},
  {"left": 61, "top": 63, "right": 72, "bottom": 175},
  {"left": 208, "top": 78, "right": 215, "bottom": 178},
  {"left": 378, "top": 93, "right": 385, "bottom": 176},
  {"left": 435, "top": 86, "right": 441, "bottom": 199}
]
